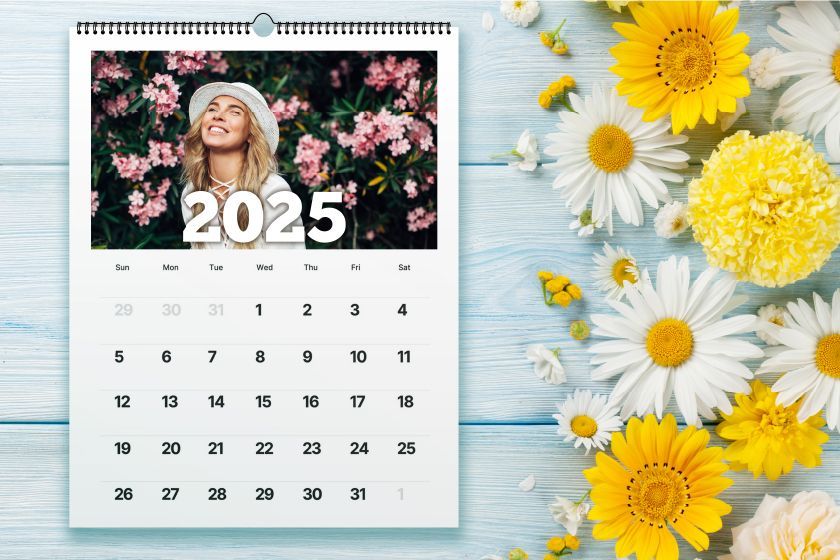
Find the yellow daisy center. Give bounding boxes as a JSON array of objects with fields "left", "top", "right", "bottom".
[
  {"left": 757, "top": 403, "right": 794, "bottom": 437},
  {"left": 571, "top": 415, "right": 598, "bottom": 438},
  {"left": 815, "top": 333, "right": 840, "bottom": 379},
  {"left": 646, "top": 319, "right": 694, "bottom": 367},
  {"left": 833, "top": 49, "right": 840, "bottom": 82},
  {"left": 627, "top": 464, "right": 688, "bottom": 526},
  {"left": 588, "top": 124, "right": 634, "bottom": 173},
  {"left": 611, "top": 258, "right": 637, "bottom": 286},
  {"left": 659, "top": 30, "right": 716, "bottom": 93}
]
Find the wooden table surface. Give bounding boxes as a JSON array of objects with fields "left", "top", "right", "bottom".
[{"left": 1, "top": 1, "right": 838, "bottom": 558}]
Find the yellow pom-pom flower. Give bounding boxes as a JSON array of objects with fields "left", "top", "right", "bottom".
[
  {"left": 585, "top": 414, "right": 732, "bottom": 560},
  {"left": 688, "top": 130, "right": 840, "bottom": 287},
  {"left": 566, "top": 284, "right": 583, "bottom": 300},
  {"left": 538, "top": 90, "right": 554, "bottom": 109},
  {"left": 546, "top": 536, "right": 566, "bottom": 553},
  {"left": 509, "top": 548, "right": 529, "bottom": 560},
  {"left": 564, "top": 534, "right": 580, "bottom": 550},
  {"left": 716, "top": 379, "right": 829, "bottom": 481},
  {"left": 609, "top": 1, "right": 750, "bottom": 133},
  {"left": 537, "top": 270, "right": 554, "bottom": 283},
  {"left": 545, "top": 276, "right": 569, "bottom": 293},
  {"left": 569, "top": 319, "right": 590, "bottom": 341},
  {"left": 552, "top": 291, "right": 573, "bottom": 307}
]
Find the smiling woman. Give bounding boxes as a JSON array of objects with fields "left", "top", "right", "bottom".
[{"left": 180, "top": 81, "right": 305, "bottom": 250}]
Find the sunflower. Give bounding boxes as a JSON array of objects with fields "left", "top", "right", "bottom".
[
  {"left": 585, "top": 414, "right": 732, "bottom": 560},
  {"left": 610, "top": 1, "right": 751, "bottom": 133}
]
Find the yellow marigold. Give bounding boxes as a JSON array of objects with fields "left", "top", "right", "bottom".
[
  {"left": 545, "top": 276, "right": 570, "bottom": 293},
  {"left": 688, "top": 130, "right": 840, "bottom": 287},
  {"left": 566, "top": 284, "right": 583, "bottom": 300},
  {"left": 716, "top": 379, "right": 829, "bottom": 481},
  {"left": 542, "top": 555, "right": 555, "bottom": 560},
  {"left": 537, "top": 270, "right": 554, "bottom": 283},
  {"left": 585, "top": 414, "right": 732, "bottom": 560},
  {"left": 552, "top": 291, "right": 572, "bottom": 307},
  {"left": 538, "top": 90, "right": 554, "bottom": 109},
  {"left": 546, "top": 536, "right": 566, "bottom": 553},
  {"left": 564, "top": 534, "right": 580, "bottom": 550}
]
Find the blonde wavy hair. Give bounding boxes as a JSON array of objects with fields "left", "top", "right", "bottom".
[{"left": 181, "top": 104, "right": 277, "bottom": 249}]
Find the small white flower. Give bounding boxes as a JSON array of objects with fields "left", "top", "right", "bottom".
[
  {"left": 500, "top": 0, "right": 540, "bottom": 27},
  {"left": 569, "top": 208, "right": 603, "bottom": 238},
  {"left": 511, "top": 129, "right": 539, "bottom": 171},
  {"left": 719, "top": 97, "right": 747, "bottom": 132},
  {"left": 715, "top": 0, "right": 740, "bottom": 14},
  {"left": 553, "top": 389, "right": 623, "bottom": 453},
  {"left": 748, "top": 46, "right": 788, "bottom": 91},
  {"left": 548, "top": 496, "right": 590, "bottom": 536},
  {"left": 481, "top": 12, "right": 495, "bottom": 32},
  {"left": 756, "top": 303, "right": 786, "bottom": 345},
  {"left": 525, "top": 344, "right": 566, "bottom": 385},
  {"left": 518, "top": 474, "right": 536, "bottom": 492},
  {"left": 653, "top": 200, "right": 690, "bottom": 238},
  {"left": 592, "top": 242, "right": 641, "bottom": 301}
]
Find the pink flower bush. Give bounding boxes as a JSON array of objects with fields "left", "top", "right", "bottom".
[
  {"left": 268, "top": 95, "right": 309, "bottom": 122},
  {"left": 91, "top": 191, "right": 100, "bottom": 217},
  {"left": 101, "top": 92, "right": 136, "bottom": 118},
  {"left": 294, "top": 134, "right": 331, "bottom": 187},
  {"left": 336, "top": 108, "right": 433, "bottom": 158},
  {"left": 331, "top": 180, "right": 359, "bottom": 209},
  {"left": 111, "top": 153, "right": 151, "bottom": 182},
  {"left": 165, "top": 51, "right": 208, "bottom": 75},
  {"left": 207, "top": 51, "right": 229, "bottom": 74},
  {"left": 364, "top": 55, "right": 420, "bottom": 91},
  {"left": 127, "top": 178, "right": 171, "bottom": 226},
  {"left": 403, "top": 179, "right": 418, "bottom": 199},
  {"left": 141, "top": 73, "right": 181, "bottom": 118},
  {"left": 147, "top": 139, "right": 181, "bottom": 167},
  {"left": 92, "top": 51, "right": 132, "bottom": 83},
  {"left": 406, "top": 207, "right": 437, "bottom": 232}
]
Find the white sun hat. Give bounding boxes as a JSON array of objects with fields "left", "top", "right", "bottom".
[{"left": 188, "top": 82, "right": 280, "bottom": 154}]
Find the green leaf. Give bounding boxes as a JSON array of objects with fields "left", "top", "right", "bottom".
[{"left": 125, "top": 94, "right": 147, "bottom": 114}]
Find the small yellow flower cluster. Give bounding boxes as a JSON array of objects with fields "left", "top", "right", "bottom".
[
  {"left": 537, "top": 270, "right": 583, "bottom": 307},
  {"left": 688, "top": 130, "right": 840, "bottom": 287},
  {"left": 539, "top": 19, "right": 569, "bottom": 55},
  {"left": 538, "top": 76, "right": 576, "bottom": 109},
  {"left": 543, "top": 535, "right": 580, "bottom": 558}
]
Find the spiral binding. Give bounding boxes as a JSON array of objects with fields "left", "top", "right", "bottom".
[{"left": 76, "top": 21, "right": 451, "bottom": 36}]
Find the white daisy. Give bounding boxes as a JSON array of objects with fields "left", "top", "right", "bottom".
[
  {"left": 553, "top": 389, "right": 623, "bottom": 454},
  {"left": 653, "top": 200, "right": 690, "bottom": 239},
  {"left": 756, "top": 303, "right": 786, "bottom": 345},
  {"left": 589, "top": 256, "right": 763, "bottom": 425},
  {"left": 757, "top": 289, "right": 840, "bottom": 432},
  {"left": 544, "top": 85, "right": 689, "bottom": 235},
  {"left": 525, "top": 344, "right": 566, "bottom": 385},
  {"left": 500, "top": 0, "right": 540, "bottom": 27},
  {"left": 569, "top": 208, "right": 602, "bottom": 237},
  {"left": 593, "top": 242, "right": 641, "bottom": 301},
  {"left": 767, "top": 1, "right": 840, "bottom": 161},
  {"left": 749, "top": 46, "right": 788, "bottom": 90}
]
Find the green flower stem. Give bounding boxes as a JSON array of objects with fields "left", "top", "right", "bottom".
[{"left": 576, "top": 489, "right": 591, "bottom": 504}]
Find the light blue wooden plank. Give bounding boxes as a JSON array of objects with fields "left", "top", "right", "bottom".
[
  {"left": 0, "top": 424, "right": 837, "bottom": 559},
  {"left": 0, "top": 1, "right": 824, "bottom": 164},
  {"left": 1, "top": 164, "right": 839, "bottom": 423}
]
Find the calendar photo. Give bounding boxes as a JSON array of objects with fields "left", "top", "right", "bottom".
[
  {"left": 90, "top": 50, "right": 439, "bottom": 250},
  {"left": 70, "top": 28, "right": 458, "bottom": 528}
]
